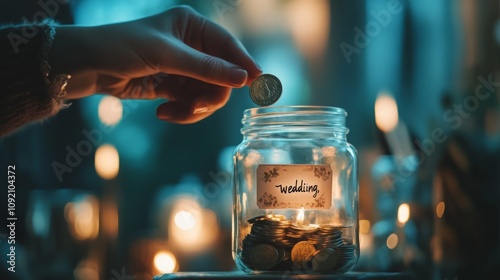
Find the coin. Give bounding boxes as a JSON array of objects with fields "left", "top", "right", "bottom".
[
  {"left": 291, "top": 241, "right": 316, "bottom": 265},
  {"left": 249, "top": 74, "right": 282, "bottom": 106},
  {"left": 241, "top": 214, "right": 355, "bottom": 272},
  {"left": 335, "top": 244, "right": 356, "bottom": 271},
  {"left": 249, "top": 243, "right": 280, "bottom": 270},
  {"left": 312, "top": 248, "right": 339, "bottom": 272}
]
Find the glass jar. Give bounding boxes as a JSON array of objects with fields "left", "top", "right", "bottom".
[{"left": 232, "top": 106, "right": 359, "bottom": 274}]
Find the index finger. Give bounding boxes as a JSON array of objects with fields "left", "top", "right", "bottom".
[{"left": 186, "top": 11, "right": 263, "bottom": 85}]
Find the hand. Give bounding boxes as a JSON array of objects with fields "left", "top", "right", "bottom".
[{"left": 49, "top": 5, "right": 262, "bottom": 123}]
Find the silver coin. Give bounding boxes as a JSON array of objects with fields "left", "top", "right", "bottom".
[
  {"left": 249, "top": 74, "right": 282, "bottom": 106},
  {"left": 312, "top": 248, "right": 339, "bottom": 272},
  {"left": 249, "top": 243, "right": 279, "bottom": 270}
]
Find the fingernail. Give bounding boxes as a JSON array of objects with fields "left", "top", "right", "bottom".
[
  {"left": 193, "top": 103, "right": 210, "bottom": 114},
  {"left": 228, "top": 68, "right": 247, "bottom": 86}
]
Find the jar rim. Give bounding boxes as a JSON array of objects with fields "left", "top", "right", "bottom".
[
  {"left": 241, "top": 106, "right": 349, "bottom": 138},
  {"left": 243, "top": 106, "right": 347, "bottom": 118}
]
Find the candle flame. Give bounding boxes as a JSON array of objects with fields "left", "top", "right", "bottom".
[
  {"left": 297, "top": 207, "right": 305, "bottom": 225},
  {"left": 375, "top": 93, "right": 399, "bottom": 132}
]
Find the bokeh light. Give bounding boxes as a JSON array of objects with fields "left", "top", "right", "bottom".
[
  {"left": 375, "top": 93, "right": 399, "bottom": 132},
  {"left": 98, "top": 95, "right": 123, "bottom": 126},
  {"left": 64, "top": 196, "right": 99, "bottom": 240},
  {"left": 436, "top": 201, "right": 445, "bottom": 218},
  {"left": 397, "top": 203, "right": 410, "bottom": 224},
  {"left": 95, "top": 144, "right": 120, "bottom": 180},
  {"left": 386, "top": 233, "right": 399, "bottom": 250},
  {"left": 174, "top": 210, "right": 196, "bottom": 231},
  {"left": 169, "top": 197, "right": 219, "bottom": 253},
  {"left": 154, "top": 251, "right": 177, "bottom": 274},
  {"left": 359, "top": 219, "right": 371, "bottom": 234},
  {"left": 286, "top": 0, "right": 330, "bottom": 62},
  {"left": 74, "top": 259, "right": 100, "bottom": 280}
]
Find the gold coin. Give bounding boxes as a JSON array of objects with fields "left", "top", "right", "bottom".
[{"left": 291, "top": 241, "right": 316, "bottom": 264}]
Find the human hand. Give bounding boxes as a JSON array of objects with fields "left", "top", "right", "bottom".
[{"left": 49, "top": 6, "right": 262, "bottom": 123}]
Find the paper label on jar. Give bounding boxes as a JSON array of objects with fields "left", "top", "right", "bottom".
[{"left": 256, "top": 164, "right": 332, "bottom": 209}]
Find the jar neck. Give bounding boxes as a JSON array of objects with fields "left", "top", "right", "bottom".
[{"left": 241, "top": 106, "right": 349, "bottom": 140}]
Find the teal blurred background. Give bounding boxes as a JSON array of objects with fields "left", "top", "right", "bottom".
[{"left": 1, "top": 0, "right": 499, "bottom": 279}]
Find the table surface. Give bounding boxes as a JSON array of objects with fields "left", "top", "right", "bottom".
[{"left": 154, "top": 271, "right": 416, "bottom": 280}]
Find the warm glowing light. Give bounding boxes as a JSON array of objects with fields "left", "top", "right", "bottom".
[
  {"left": 296, "top": 208, "right": 305, "bottom": 226},
  {"left": 154, "top": 251, "right": 177, "bottom": 273},
  {"left": 287, "top": 0, "right": 330, "bottom": 61},
  {"left": 74, "top": 259, "right": 99, "bottom": 280},
  {"left": 244, "top": 150, "right": 261, "bottom": 168},
  {"left": 398, "top": 203, "right": 410, "bottom": 224},
  {"left": 174, "top": 210, "right": 196, "bottom": 231},
  {"left": 74, "top": 200, "right": 94, "bottom": 239},
  {"left": 95, "top": 144, "right": 119, "bottom": 180},
  {"left": 240, "top": 0, "right": 282, "bottom": 34},
  {"left": 359, "top": 219, "right": 371, "bottom": 234},
  {"left": 169, "top": 197, "right": 219, "bottom": 253},
  {"left": 98, "top": 96, "right": 123, "bottom": 126},
  {"left": 66, "top": 197, "right": 99, "bottom": 240},
  {"left": 101, "top": 201, "right": 119, "bottom": 238},
  {"left": 359, "top": 231, "right": 373, "bottom": 252},
  {"left": 375, "top": 93, "right": 399, "bottom": 132},
  {"left": 64, "top": 202, "right": 75, "bottom": 223},
  {"left": 386, "top": 233, "right": 399, "bottom": 249},
  {"left": 436, "top": 201, "right": 445, "bottom": 218}
]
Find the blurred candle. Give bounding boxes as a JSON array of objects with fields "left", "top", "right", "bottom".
[{"left": 375, "top": 93, "right": 414, "bottom": 161}]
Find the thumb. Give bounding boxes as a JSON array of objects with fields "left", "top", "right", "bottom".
[{"left": 163, "top": 44, "right": 248, "bottom": 88}]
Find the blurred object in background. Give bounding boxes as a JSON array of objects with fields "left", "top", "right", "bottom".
[
  {"left": 26, "top": 190, "right": 100, "bottom": 280},
  {"left": 0, "top": 0, "right": 499, "bottom": 279},
  {"left": 433, "top": 0, "right": 500, "bottom": 279},
  {"left": 152, "top": 175, "right": 231, "bottom": 273}
]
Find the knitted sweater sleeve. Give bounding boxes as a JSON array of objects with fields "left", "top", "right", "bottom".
[{"left": 0, "top": 20, "right": 70, "bottom": 137}]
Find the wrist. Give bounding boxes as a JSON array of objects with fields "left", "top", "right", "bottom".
[{"left": 49, "top": 25, "right": 98, "bottom": 99}]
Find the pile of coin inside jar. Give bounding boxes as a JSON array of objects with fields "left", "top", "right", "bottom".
[{"left": 240, "top": 214, "right": 356, "bottom": 272}]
